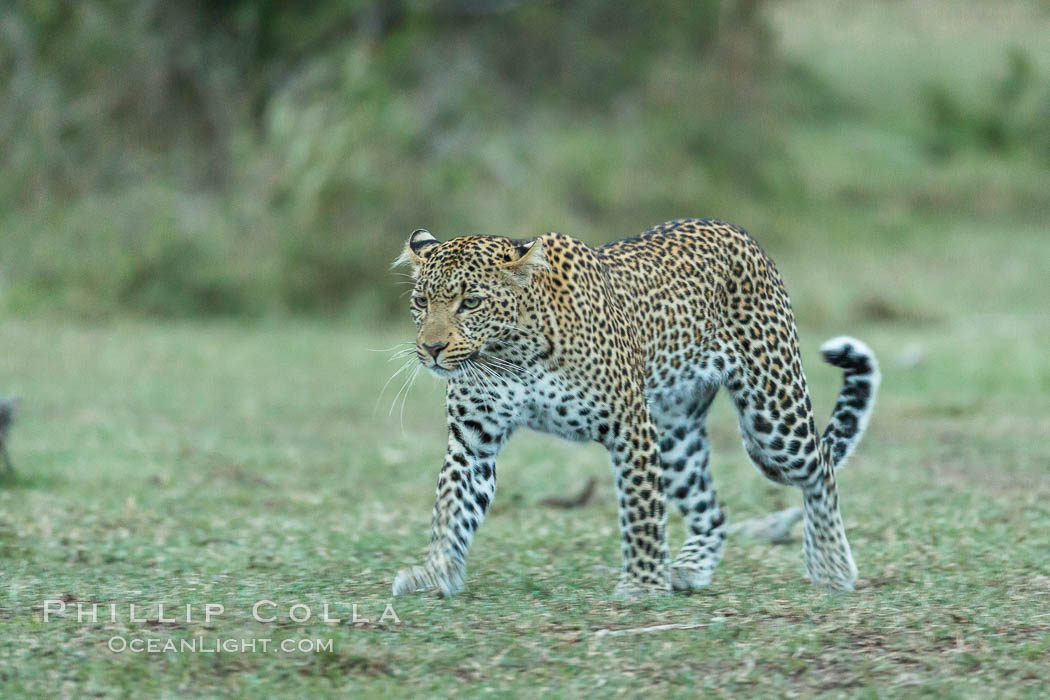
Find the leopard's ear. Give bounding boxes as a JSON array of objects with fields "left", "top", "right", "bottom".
[
  {"left": 498, "top": 238, "right": 549, "bottom": 286},
  {"left": 392, "top": 229, "right": 440, "bottom": 273}
]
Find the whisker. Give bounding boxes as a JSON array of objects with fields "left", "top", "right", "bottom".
[
  {"left": 367, "top": 342, "right": 413, "bottom": 353},
  {"left": 465, "top": 361, "right": 495, "bottom": 397},
  {"left": 475, "top": 362, "right": 501, "bottom": 382},
  {"left": 388, "top": 348, "right": 417, "bottom": 362},
  {"left": 483, "top": 357, "right": 521, "bottom": 370},
  {"left": 469, "top": 364, "right": 489, "bottom": 386},
  {"left": 374, "top": 359, "right": 415, "bottom": 416},
  {"left": 399, "top": 364, "right": 422, "bottom": 435},
  {"left": 388, "top": 361, "right": 420, "bottom": 417},
  {"left": 482, "top": 356, "right": 540, "bottom": 379}
]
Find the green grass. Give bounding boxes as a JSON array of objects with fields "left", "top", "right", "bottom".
[{"left": 1, "top": 215, "right": 1049, "bottom": 696}]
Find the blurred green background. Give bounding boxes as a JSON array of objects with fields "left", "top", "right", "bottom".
[{"left": 3, "top": 0, "right": 1048, "bottom": 321}]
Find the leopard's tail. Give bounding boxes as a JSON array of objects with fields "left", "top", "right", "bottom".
[{"left": 819, "top": 336, "right": 880, "bottom": 470}]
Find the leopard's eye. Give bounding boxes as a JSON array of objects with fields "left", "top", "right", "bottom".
[
  {"left": 412, "top": 296, "right": 428, "bottom": 310},
  {"left": 459, "top": 296, "right": 483, "bottom": 312}
]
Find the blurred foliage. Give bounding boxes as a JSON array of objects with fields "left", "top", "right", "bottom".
[
  {"left": 923, "top": 48, "right": 1050, "bottom": 161},
  {"left": 0, "top": 0, "right": 800, "bottom": 316},
  {"left": 0, "top": 0, "right": 1048, "bottom": 318}
]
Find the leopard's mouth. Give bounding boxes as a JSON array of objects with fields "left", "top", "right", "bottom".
[{"left": 424, "top": 350, "right": 481, "bottom": 379}]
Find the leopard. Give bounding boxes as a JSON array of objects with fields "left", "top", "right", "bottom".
[{"left": 390, "top": 219, "right": 880, "bottom": 598}]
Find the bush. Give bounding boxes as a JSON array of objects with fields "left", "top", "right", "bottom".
[
  {"left": 922, "top": 48, "right": 1050, "bottom": 162},
  {"left": 0, "top": 0, "right": 809, "bottom": 317}
]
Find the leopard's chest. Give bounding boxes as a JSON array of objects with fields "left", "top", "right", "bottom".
[{"left": 516, "top": 370, "right": 605, "bottom": 442}]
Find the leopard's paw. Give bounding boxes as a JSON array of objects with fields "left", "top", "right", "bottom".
[
  {"left": 670, "top": 563, "right": 715, "bottom": 591},
  {"left": 807, "top": 563, "right": 857, "bottom": 592},
  {"left": 392, "top": 563, "right": 463, "bottom": 597},
  {"left": 392, "top": 566, "right": 434, "bottom": 596},
  {"left": 612, "top": 576, "right": 671, "bottom": 599},
  {"left": 803, "top": 532, "right": 858, "bottom": 592}
]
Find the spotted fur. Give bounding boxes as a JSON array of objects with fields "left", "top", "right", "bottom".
[{"left": 391, "top": 220, "right": 879, "bottom": 597}]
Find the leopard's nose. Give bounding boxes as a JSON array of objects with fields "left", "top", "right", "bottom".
[{"left": 422, "top": 341, "right": 448, "bottom": 359}]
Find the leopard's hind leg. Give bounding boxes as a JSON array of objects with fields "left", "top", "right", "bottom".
[
  {"left": 726, "top": 355, "right": 858, "bottom": 591},
  {"left": 653, "top": 385, "right": 728, "bottom": 591}
]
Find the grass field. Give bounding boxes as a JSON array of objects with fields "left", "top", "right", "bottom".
[{"left": 2, "top": 216, "right": 1049, "bottom": 696}]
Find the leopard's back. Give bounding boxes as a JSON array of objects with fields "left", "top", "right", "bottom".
[{"left": 597, "top": 219, "right": 796, "bottom": 393}]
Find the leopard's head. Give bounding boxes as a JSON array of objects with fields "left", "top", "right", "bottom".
[{"left": 393, "top": 229, "right": 548, "bottom": 378}]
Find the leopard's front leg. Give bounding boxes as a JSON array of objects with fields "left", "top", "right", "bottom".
[
  {"left": 605, "top": 403, "right": 672, "bottom": 598},
  {"left": 393, "top": 409, "right": 509, "bottom": 596}
]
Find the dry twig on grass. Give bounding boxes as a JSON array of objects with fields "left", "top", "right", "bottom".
[
  {"left": 728, "top": 506, "right": 802, "bottom": 544},
  {"left": 540, "top": 477, "right": 597, "bottom": 508},
  {"left": 594, "top": 623, "right": 707, "bottom": 638}
]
